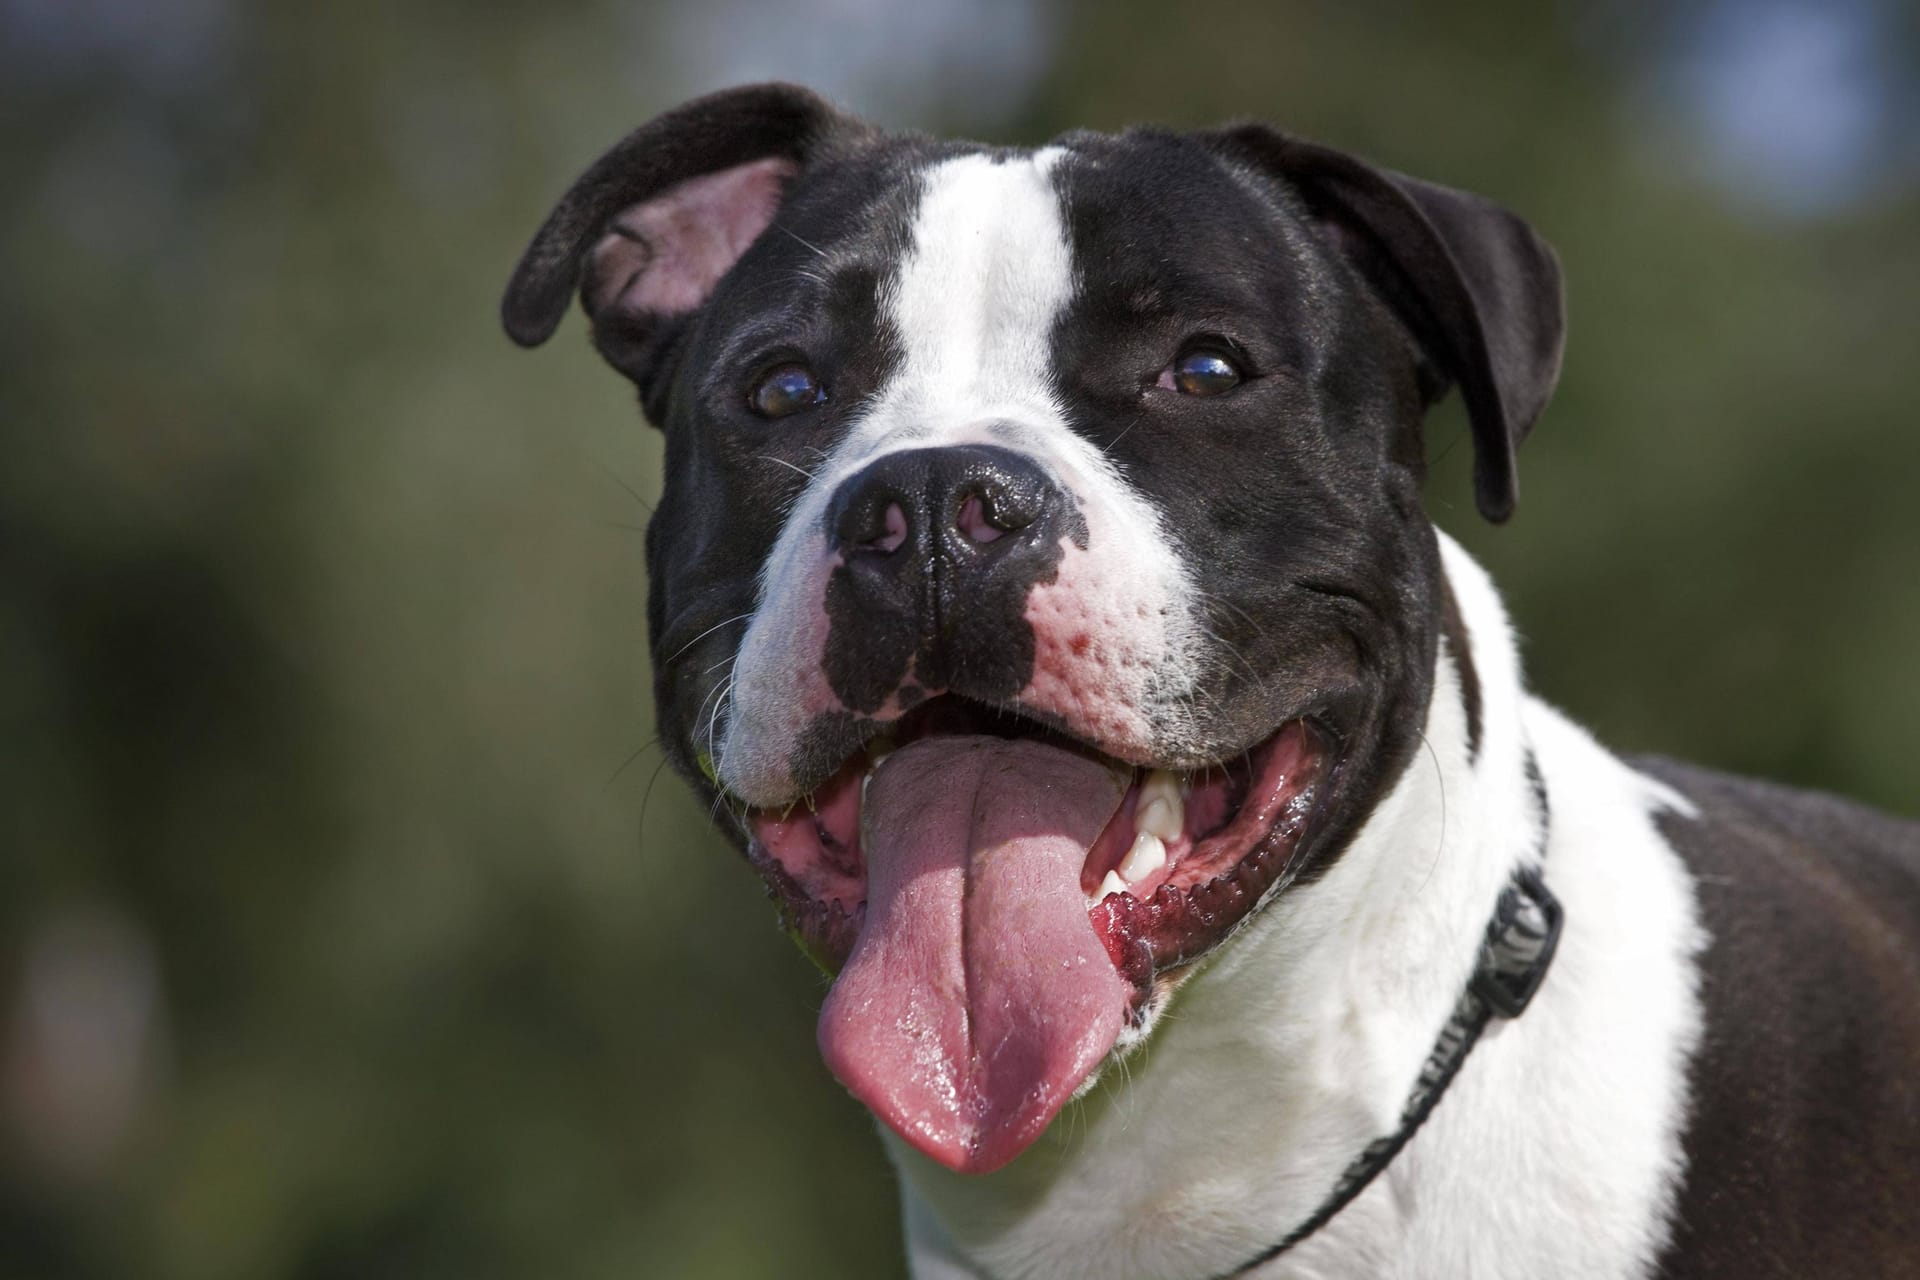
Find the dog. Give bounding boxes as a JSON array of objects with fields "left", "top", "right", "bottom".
[{"left": 501, "top": 84, "right": 1920, "bottom": 1279}]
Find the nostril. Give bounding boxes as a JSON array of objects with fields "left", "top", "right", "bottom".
[
  {"left": 955, "top": 483, "right": 1042, "bottom": 547},
  {"left": 957, "top": 495, "right": 1005, "bottom": 545},
  {"left": 827, "top": 445, "right": 1056, "bottom": 560},
  {"left": 858, "top": 501, "right": 908, "bottom": 554}
]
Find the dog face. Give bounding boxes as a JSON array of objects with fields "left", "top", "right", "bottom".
[{"left": 504, "top": 84, "right": 1562, "bottom": 1176}]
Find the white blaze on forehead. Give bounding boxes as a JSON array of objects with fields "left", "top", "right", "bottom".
[
  {"left": 719, "top": 145, "right": 1202, "bottom": 803},
  {"left": 872, "top": 147, "right": 1074, "bottom": 433}
]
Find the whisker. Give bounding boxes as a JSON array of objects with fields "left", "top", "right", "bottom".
[
  {"left": 779, "top": 223, "right": 829, "bottom": 260},
  {"left": 1201, "top": 624, "right": 1270, "bottom": 700},
  {"left": 690, "top": 679, "right": 731, "bottom": 764},
  {"left": 1196, "top": 589, "right": 1268, "bottom": 642},
  {"left": 604, "top": 736, "right": 660, "bottom": 787},
  {"left": 757, "top": 454, "right": 819, "bottom": 483},
  {"left": 665, "top": 613, "right": 753, "bottom": 665},
  {"left": 636, "top": 753, "right": 675, "bottom": 853},
  {"left": 1102, "top": 409, "right": 1147, "bottom": 453},
  {"left": 596, "top": 459, "right": 655, "bottom": 516},
  {"left": 706, "top": 776, "right": 749, "bottom": 836},
  {"left": 704, "top": 673, "right": 737, "bottom": 784}
]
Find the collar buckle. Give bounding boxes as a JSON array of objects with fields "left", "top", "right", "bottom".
[{"left": 1468, "top": 865, "right": 1564, "bottom": 1019}]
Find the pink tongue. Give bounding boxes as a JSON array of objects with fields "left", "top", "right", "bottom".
[{"left": 817, "top": 735, "right": 1132, "bottom": 1174}]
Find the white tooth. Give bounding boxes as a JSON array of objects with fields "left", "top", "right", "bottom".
[
  {"left": 1118, "top": 831, "right": 1167, "bottom": 884},
  {"left": 1097, "top": 869, "right": 1128, "bottom": 900},
  {"left": 1140, "top": 768, "right": 1183, "bottom": 803},
  {"left": 1137, "top": 770, "right": 1185, "bottom": 840},
  {"left": 861, "top": 741, "right": 891, "bottom": 804},
  {"left": 1137, "top": 797, "right": 1182, "bottom": 842}
]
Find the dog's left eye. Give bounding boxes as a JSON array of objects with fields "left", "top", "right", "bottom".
[
  {"left": 748, "top": 362, "right": 827, "bottom": 418},
  {"left": 1158, "top": 347, "right": 1244, "bottom": 397}
]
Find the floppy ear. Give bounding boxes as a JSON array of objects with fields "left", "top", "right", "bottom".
[
  {"left": 501, "top": 83, "right": 859, "bottom": 410},
  {"left": 1214, "top": 126, "right": 1565, "bottom": 523}
]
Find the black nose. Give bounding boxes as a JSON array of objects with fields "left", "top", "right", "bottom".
[
  {"left": 827, "top": 444, "right": 1062, "bottom": 566},
  {"left": 820, "top": 445, "right": 1075, "bottom": 705}
]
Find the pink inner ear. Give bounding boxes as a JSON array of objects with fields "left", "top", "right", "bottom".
[{"left": 586, "top": 156, "right": 798, "bottom": 320}]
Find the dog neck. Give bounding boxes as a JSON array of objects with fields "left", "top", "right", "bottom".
[{"left": 892, "top": 530, "right": 1705, "bottom": 1280}]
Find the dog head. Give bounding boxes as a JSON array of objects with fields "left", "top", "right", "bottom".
[{"left": 503, "top": 83, "right": 1563, "bottom": 1175}]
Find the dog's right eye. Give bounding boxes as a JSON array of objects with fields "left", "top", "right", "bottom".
[{"left": 748, "top": 362, "right": 827, "bottom": 418}]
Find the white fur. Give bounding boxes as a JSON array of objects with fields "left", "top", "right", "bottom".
[
  {"left": 894, "top": 533, "right": 1707, "bottom": 1280},
  {"left": 719, "top": 149, "right": 1203, "bottom": 805}
]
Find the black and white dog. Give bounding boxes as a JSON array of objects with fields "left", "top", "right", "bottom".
[{"left": 502, "top": 84, "right": 1920, "bottom": 1279}]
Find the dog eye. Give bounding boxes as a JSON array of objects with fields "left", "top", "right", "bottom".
[
  {"left": 748, "top": 362, "right": 827, "bottom": 418},
  {"left": 1159, "top": 347, "right": 1244, "bottom": 397}
]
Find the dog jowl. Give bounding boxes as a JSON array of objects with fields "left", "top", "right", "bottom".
[{"left": 502, "top": 85, "right": 1560, "bottom": 1176}]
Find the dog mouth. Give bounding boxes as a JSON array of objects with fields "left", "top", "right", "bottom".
[{"left": 742, "top": 696, "right": 1333, "bottom": 1174}]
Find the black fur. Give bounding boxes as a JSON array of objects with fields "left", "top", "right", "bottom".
[
  {"left": 1640, "top": 759, "right": 1920, "bottom": 1278},
  {"left": 1438, "top": 573, "right": 1484, "bottom": 760},
  {"left": 1210, "top": 125, "right": 1566, "bottom": 524}
]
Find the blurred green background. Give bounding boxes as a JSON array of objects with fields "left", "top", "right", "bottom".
[{"left": 2, "top": 1, "right": 1915, "bottom": 1276}]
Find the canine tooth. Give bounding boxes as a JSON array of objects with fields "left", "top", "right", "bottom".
[
  {"left": 1098, "top": 869, "right": 1128, "bottom": 900},
  {"left": 1118, "top": 831, "right": 1167, "bottom": 884},
  {"left": 1140, "top": 768, "right": 1183, "bottom": 798},
  {"left": 1137, "top": 797, "right": 1182, "bottom": 842},
  {"left": 1137, "top": 770, "right": 1184, "bottom": 840}
]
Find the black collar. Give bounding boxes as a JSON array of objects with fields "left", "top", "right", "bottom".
[{"left": 1207, "top": 790, "right": 1563, "bottom": 1277}]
